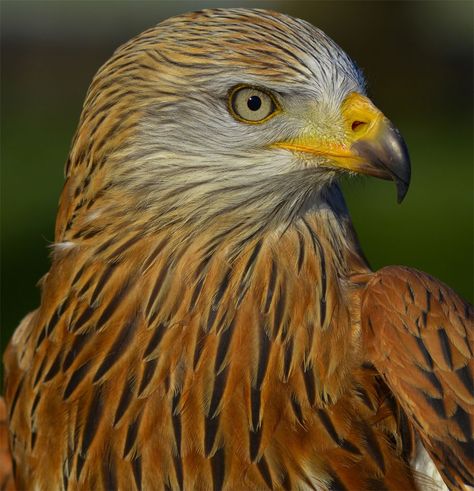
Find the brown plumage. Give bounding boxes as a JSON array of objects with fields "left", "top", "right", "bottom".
[
  {"left": 3, "top": 8, "right": 472, "bottom": 491},
  {"left": 359, "top": 267, "right": 473, "bottom": 490},
  {"left": 0, "top": 398, "right": 14, "bottom": 490}
]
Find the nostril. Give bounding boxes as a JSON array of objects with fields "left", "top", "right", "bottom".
[{"left": 351, "top": 120, "right": 367, "bottom": 132}]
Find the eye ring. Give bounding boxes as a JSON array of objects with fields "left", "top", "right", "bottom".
[{"left": 228, "top": 85, "right": 281, "bottom": 124}]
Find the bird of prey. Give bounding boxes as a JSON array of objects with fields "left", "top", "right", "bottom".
[{"left": 3, "top": 8, "right": 473, "bottom": 491}]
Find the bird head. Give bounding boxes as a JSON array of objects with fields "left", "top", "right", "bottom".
[{"left": 64, "top": 9, "right": 410, "bottom": 239}]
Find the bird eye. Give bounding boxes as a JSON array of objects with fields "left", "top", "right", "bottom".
[{"left": 228, "top": 86, "right": 279, "bottom": 123}]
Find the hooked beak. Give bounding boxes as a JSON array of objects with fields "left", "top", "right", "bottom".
[{"left": 273, "top": 92, "right": 411, "bottom": 203}]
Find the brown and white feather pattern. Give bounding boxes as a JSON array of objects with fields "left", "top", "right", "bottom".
[{"left": 3, "top": 8, "right": 471, "bottom": 491}]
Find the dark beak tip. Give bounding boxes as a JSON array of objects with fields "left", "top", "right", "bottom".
[
  {"left": 391, "top": 130, "right": 411, "bottom": 204},
  {"left": 396, "top": 178, "right": 410, "bottom": 204}
]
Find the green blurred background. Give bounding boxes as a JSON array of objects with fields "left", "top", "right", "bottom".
[{"left": 1, "top": 1, "right": 473, "bottom": 361}]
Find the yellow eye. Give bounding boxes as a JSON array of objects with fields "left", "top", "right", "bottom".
[{"left": 228, "top": 86, "right": 280, "bottom": 124}]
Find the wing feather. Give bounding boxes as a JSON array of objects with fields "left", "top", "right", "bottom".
[{"left": 360, "top": 266, "right": 474, "bottom": 490}]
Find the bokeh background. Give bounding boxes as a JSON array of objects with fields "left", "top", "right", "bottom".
[{"left": 1, "top": 1, "right": 473, "bottom": 364}]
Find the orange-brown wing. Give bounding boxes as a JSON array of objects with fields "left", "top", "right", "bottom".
[{"left": 360, "top": 265, "right": 473, "bottom": 490}]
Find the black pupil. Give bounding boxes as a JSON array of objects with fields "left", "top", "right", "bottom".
[{"left": 247, "top": 95, "right": 262, "bottom": 111}]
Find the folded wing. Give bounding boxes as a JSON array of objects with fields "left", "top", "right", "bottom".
[{"left": 359, "top": 266, "right": 473, "bottom": 491}]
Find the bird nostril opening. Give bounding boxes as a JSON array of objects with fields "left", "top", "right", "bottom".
[{"left": 351, "top": 120, "right": 367, "bottom": 132}]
